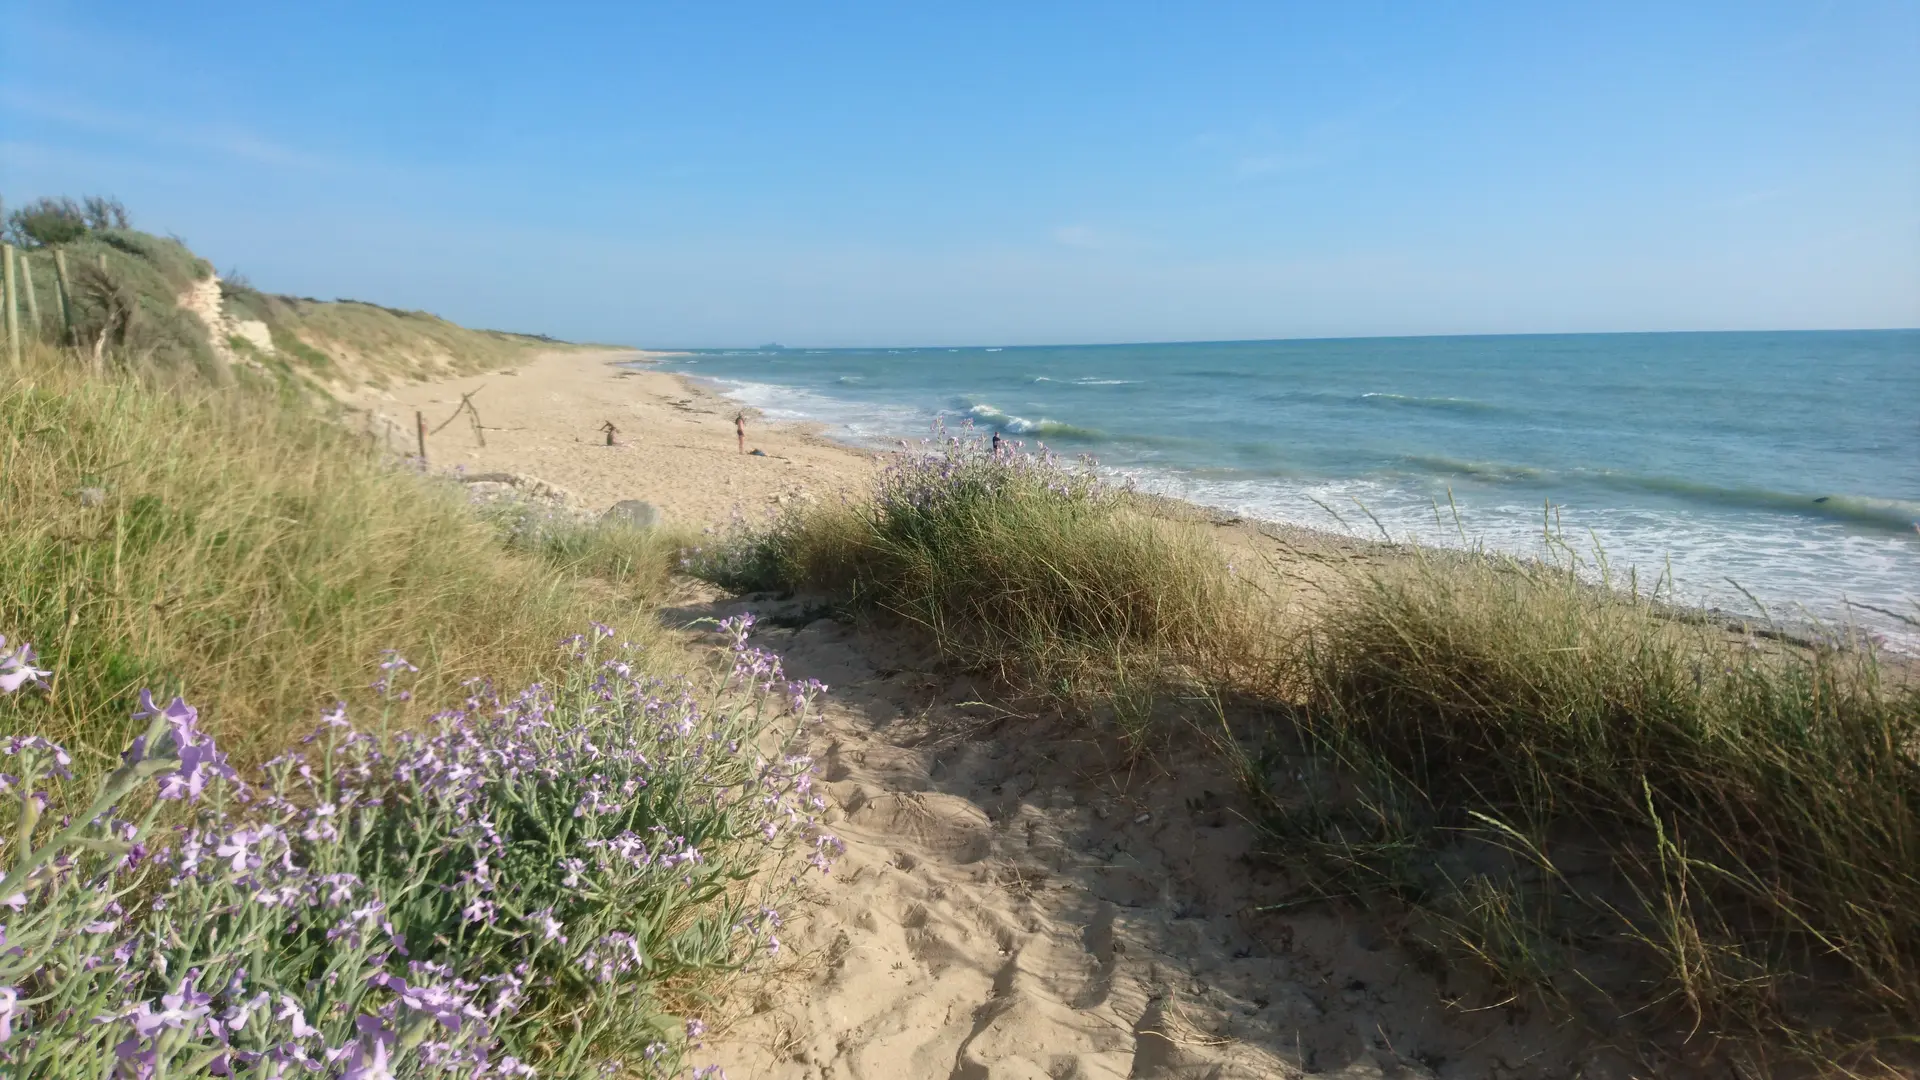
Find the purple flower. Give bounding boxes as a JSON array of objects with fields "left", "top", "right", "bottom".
[
  {"left": 377, "top": 652, "right": 419, "bottom": 674},
  {"left": 532, "top": 907, "right": 567, "bottom": 943},
  {"left": 127, "top": 973, "right": 213, "bottom": 1037},
  {"left": 222, "top": 992, "right": 270, "bottom": 1033},
  {"left": 0, "top": 636, "right": 51, "bottom": 694},
  {"left": 214, "top": 829, "right": 258, "bottom": 873},
  {"left": 373, "top": 975, "right": 471, "bottom": 1033},
  {"left": 125, "top": 692, "right": 238, "bottom": 801},
  {"left": 2, "top": 735, "right": 70, "bottom": 778},
  {"left": 275, "top": 995, "right": 320, "bottom": 1039},
  {"left": 370, "top": 651, "right": 419, "bottom": 699},
  {"left": 0, "top": 985, "right": 18, "bottom": 1043},
  {"left": 344, "top": 1015, "right": 397, "bottom": 1080}
]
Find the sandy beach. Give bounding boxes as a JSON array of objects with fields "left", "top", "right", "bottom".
[{"left": 343, "top": 348, "right": 879, "bottom": 528}]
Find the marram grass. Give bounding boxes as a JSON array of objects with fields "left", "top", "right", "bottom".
[
  {"left": 705, "top": 428, "right": 1920, "bottom": 1070},
  {"left": 696, "top": 427, "right": 1264, "bottom": 690}
]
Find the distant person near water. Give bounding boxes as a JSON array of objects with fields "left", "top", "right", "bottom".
[
  {"left": 735, "top": 412, "right": 746, "bottom": 454},
  {"left": 991, "top": 431, "right": 1002, "bottom": 454}
]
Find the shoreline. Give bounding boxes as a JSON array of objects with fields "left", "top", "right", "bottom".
[{"left": 348, "top": 348, "right": 1913, "bottom": 660}]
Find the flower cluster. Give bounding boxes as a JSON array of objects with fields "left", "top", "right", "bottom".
[
  {"left": 873, "top": 421, "right": 1112, "bottom": 525},
  {"left": 0, "top": 624, "right": 835, "bottom": 1078}
]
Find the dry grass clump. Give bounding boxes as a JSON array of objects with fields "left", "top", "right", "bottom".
[
  {"left": 1265, "top": 553, "right": 1920, "bottom": 1065},
  {"left": 0, "top": 344, "right": 673, "bottom": 767},
  {"left": 698, "top": 430, "right": 1257, "bottom": 689}
]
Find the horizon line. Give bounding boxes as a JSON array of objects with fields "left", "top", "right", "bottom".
[{"left": 633, "top": 325, "right": 1920, "bottom": 354}]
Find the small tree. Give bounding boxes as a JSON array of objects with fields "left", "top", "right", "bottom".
[
  {"left": 5, "top": 196, "right": 90, "bottom": 247},
  {"left": 81, "top": 194, "right": 131, "bottom": 230}
]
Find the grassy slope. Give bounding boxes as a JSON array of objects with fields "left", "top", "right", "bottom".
[
  {"left": 221, "top": 284, "right": 569, "bottom": 387},
  {"left": 0, "top": 343, "right": 682, "bottom": 767},
  {"left": 11, "top": 229, "right": 219, "bottom": 374},
  {"left": 0, "top": 229, "right": 760, "bottom": 1076},
  {"left": 9, "top": 225, "right": 567, "bottom": 387},
  {"left": 1, "top": 229, "right": 659, "bottom": 765}
]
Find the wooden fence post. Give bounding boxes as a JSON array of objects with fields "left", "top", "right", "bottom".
[
  {"left": 19, "top": 253, "right": 40, "bottom": 337},
  {"left": 3, "top": 243, "right": 18, "bottom": 368},
  {"left": 416, "top": 410, "right": 428, "bottom": 463},
  {"left": 53, "top": 249, "right": 75, "bottom": 345}
]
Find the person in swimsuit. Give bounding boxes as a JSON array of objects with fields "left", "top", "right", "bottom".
[{"left": 735, "top": 412, "right": 746, "bottom": 454}]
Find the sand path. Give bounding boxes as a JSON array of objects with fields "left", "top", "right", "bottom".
[
  {"left": 673, "top": 591, "right": 1612, "bottom": 1080},
  {"left": 346, "top": 351, "right": 1635, "bottom": 1079}
]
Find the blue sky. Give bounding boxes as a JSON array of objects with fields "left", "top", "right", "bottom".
[{"left": 3, "top": 2, "right": 1916, "bottom": 347}]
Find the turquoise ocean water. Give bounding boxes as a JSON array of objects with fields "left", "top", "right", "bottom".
[{"left": 656, "top": 331, "right": 1920, "bottom": 649}]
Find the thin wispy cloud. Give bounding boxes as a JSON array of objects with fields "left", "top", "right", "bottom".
[
  {"left": 1723, "top": 189, "right": 1788, "bottom": 210},
  {"left": 1196, "top": 95, "right": 1407, "bottom": 182},
  {"left": 1235, "top": 150, "right": 1330, "bottom": 178},
  {"left": 1050, "top": 224, "right": 1137, "bottom": 251},
  {"left": 0, "top": 89, "right": 335, "bottom": 170}
]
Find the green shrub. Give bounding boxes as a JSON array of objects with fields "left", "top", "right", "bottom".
[{"left": 5, "top": 195, "right": 89, "bottom": 247}]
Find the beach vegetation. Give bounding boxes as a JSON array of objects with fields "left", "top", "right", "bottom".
[
  {"left": 701, "top": 427, "right": 1920, "bottom": 1070},
  {"left": 0, "top": 616, "right": 831, "bottom": 1078},
  {"left": 695, "top": 428, "right": 1258, "bottom": 690},
  {"left": 4, "top": 195, "right": 120, "bottom": 247},
  {"left": 0, "top": 343, "right": 674, "bottom": 767}
]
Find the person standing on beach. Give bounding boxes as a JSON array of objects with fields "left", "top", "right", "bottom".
[
  {"left": 991, "top": 431, "right": 1002, "bottom": 454},
  {"left": 735, "top": 411, "right": 747, "bottom": 454}
]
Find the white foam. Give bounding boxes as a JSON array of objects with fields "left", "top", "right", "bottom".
[
  {"left": 700, "top": 377, "right": 937, "bottom": 445},
  {"left": 1119, "top": 467, "right": 1920, "bottom": 652}
]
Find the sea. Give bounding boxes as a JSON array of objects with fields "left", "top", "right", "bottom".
[{"left": 653, "top": 331, "right": 1920, "bottom": 650}]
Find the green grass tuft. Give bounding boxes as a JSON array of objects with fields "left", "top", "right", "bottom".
[{"left": 697, "top": 433, "right": 1256, "bottom": 690}]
